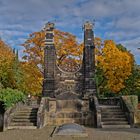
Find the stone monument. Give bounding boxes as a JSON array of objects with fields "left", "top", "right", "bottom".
[{"left": 42, "top": 21, "right": 96, "bottom": 126}]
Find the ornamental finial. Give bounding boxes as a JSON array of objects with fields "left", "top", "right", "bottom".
[
  {"left": 83, "top": 21, "right": 93, "bottom": 30},
  {"left": 43, "top": 22, "right": 55, "bottom": 32}
]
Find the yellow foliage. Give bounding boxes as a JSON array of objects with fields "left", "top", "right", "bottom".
[
  {"left": 21, "top": 62, "right": 43, "bottom": 95},
  {"left": 0, "top": 40, "right": 14, "bottom": 82},
  {"left": 96, "top": 40, "right": 133, "bottom": 93}
]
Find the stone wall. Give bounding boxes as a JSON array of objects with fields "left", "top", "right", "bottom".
[
  {"left": 45, "top": 98, "right": 94, "bottom": 126},
  {"left": 134, "top": 110, "right": 140, "bottom": 127},
  {"left": 122, "top": 95, "right": 138, "bottom": 110},
  {"left": 121, "top": 95, "right": 140, "bottom": 127}
]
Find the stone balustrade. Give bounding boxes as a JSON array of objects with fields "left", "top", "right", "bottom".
[{"left": 37, "top": 97, "right": 48, "bottom": 128}]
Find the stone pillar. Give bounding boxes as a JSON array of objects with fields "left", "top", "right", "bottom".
[
  {"left": 83, "top": 21, "right": 96, "bottom": 97},
  {"left": 42, "top": 22, "right": 56, "bottom": 97}
]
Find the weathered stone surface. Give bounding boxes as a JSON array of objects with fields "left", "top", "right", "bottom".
[
  {"left": 56, "top": 91, "right": 79, "bottom": 100},
  {"left": 54, "top": 123, "right": 88, "bottom": 136},
  {"left": 42, "top": 21, "right": 96, "bottom": 98},
  {"left": 122, "top": 95, "right": 138, "bottom": 110},
  {"left": 45, "top": 98, "right": 95, "bottom": 126},
  {"left": 134, "top": 110, "right": 140, "bottom": 127},
  {"left": 41, "top": 22, "right": 96, "bottom": 128}
]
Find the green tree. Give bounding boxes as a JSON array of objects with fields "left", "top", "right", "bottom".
[{"left": 122, "top": 65, "right": 140, "bottom": 96}]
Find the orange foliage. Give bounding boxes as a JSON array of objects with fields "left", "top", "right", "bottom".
[
  {"left": 21, "top": 62, "right": 43, "bottom": 95},
  {"left": 22, "top": 30, "right": 83, "bottom": 71},
  {"left": 0, "top": 39, "right": 15, "bottom": 87}
]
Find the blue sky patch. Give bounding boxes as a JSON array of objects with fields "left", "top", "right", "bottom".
[{"left": 0, "top": 0, "right": 140, "bottom": 64}]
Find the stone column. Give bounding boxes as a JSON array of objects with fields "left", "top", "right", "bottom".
[
  {"left": 42, "top": 22, "right": 56, "bottom": 97},
  {"left": 83, "top": 21, "right": 96, "bottom": 97}
]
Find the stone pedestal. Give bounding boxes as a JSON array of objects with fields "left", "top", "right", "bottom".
[{"left": 45, "top": 97, "right": 94, "bottom": 126}]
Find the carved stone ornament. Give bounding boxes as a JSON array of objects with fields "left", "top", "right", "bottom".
[
  {"left": 83, "top": 21, "right": 93, "bottom": 30},
  {"left": 43, "top": 22, "right": 55, "bottom": 32}
]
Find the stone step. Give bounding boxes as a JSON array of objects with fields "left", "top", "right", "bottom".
[
  {"left": 13, "top": 115, "right": 37, "bottom": 119},
  {"left": 101, "top": 121, "right": 128, "bottom": 125},
  {"left": 19, "top": 107, "right": 38, "bottom": 110},
  {"left": 17, "top": 110, "right": 38, "bottom": 113},
  {"left": 100, "top": 105, "right": 120, "bottom": 109},
  {"left": 7, "top": 106, "right": 38, "bottom": 130},
  {"left": 47, "top": 112, "right": 82, "bottom": 118},
  {"left": 102, "top": 118, "right": 127, "bottom": 121},
  {"left": 99, "top": 103, "right": 130, "bottom": 129},
  {"left": 10, "top": 122, "right": 36, "bottom": 126},
  {"left": 102, "top": 114, "right": 126, "bottom": 118},
  {"left": 101, "top": 111, "right": 123, "bottom": 114},
  {"left": 19, "top": 108, "right": 38, "bottom": 111},
  {"left": 101, "top": 108, "right": 122, "bottom": 112},
  {"left": 14, "top": 112, "right": 37, "bottom": 116},
  {"left": 8, "top": 126, "right": 37, "bottom": 130},
  {"left": 12, "top": 118, "right": 37, "bottom": 122},
  {"left": 102, "top": 124, "right": 130, "bottom": 128},
  {"left": 102, "top": 112, "right": 124, "bottom": 115}
]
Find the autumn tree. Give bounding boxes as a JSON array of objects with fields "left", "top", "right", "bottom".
[
  {"left": 22, "top": 30, "right": 83, "bottom": 70},
  {"left": 0, "top": 39, "right": 15, "bottom": 88},
  {"left": 54, "top": 30, "right": 83, "bottom": 67},
  {"left": 96, "top": 40, "right": 134, "bottom": 94},
  {"left": 20, "top": 62, "right": 43, "bottom": 96},
  {"left": 0, "top": 39, "right": 25, "bottom": 91}
]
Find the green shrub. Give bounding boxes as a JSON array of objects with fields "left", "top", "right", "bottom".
[{"left": 0, "top": 88, "right": 26, "bottom": 109}]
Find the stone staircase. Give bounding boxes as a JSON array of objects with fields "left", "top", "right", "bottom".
[
  {"left": 8, "top": 106, "right": 38, "bottom": 130},
  {"left": 100, "top": 105, "right": 130, "bottom": 128}
]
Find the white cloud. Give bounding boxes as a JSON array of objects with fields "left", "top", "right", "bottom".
[{"left": 0, "top": 0, "right": 140, "bottom": 64}]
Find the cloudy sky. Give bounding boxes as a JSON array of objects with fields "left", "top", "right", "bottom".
[{"left": 0, "top": 0, "right": 140, "bottom": 64}]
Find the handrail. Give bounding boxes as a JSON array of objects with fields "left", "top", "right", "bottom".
[
  {"left": 3, "top": 102, "right": 23, "bottom": 131},
  {"left": 37, "top": 97, "right": 47, "bottom": 128},
  {"left": 120, "top": 96, "right": 134, "bottom": 127},
  {"left": 93, "top": 96, "right": 101, "bottom": 128}
]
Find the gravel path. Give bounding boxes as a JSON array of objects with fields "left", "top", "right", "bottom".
[{"left": 0, "top": 126, "right": 140, "bottom": 140}]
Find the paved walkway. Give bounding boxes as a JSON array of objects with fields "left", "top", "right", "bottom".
[{"left": 0, "top": 126, "right": 140, "bottom": 140}]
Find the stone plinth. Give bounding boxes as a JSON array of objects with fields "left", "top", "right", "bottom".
[{"left": 45, "top": 98, "right": 94, "bottom": 126}]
